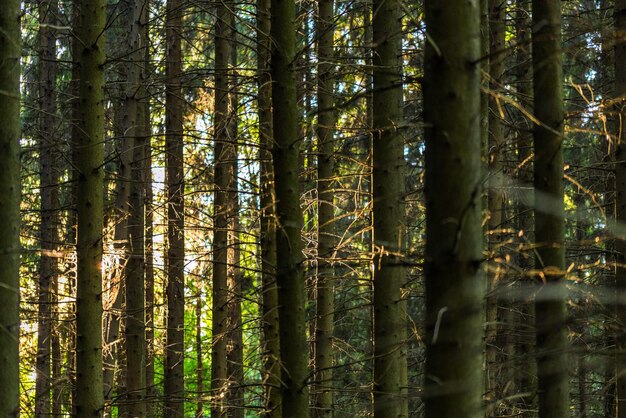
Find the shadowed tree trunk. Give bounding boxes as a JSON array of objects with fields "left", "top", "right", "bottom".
[
  {"left": 196, "top": 286, "right": 204, "bottom": 418},
  {"left": 123, "top": 0, "right": 147, "bottom": 415},
  {"left": 257, "top": 0, "right": 282, "bottom": 412},
  {"left": 371, "top": 0, "right": 408, "bottom": 413},
  {"left": 36, "top": 1, "right": 59, "bottom": 415},
  {"left": 270, "top": 0, "right": 310, "bottom": 412},
  {"left": 74, "top": 0, "right": 106, "bottom": 415},
  {"left": 532, "top": 1, "right": 569, "bottom": 417},
  {"left": 515, "top": 1, "right": 537, "bottom": 414},
  {"left": 226, "top": 46, "right": 244, "bottom": 417},
  {"left": 211, "top": 0, "right": 233, "bottom": 412},
  {"left": 140, "top": 1, "right": 155, "bottom": 413},
  {"left": 423, "top": 1, "right": 485, "bottom": 417},
  {"left": 615, "top": 1, "right": 626, "bottom": 416},
  {"left": 485, "top": 0, "right": 506, "bottom": 409},
  {"left": 314, "top": 0, "right": 336, "bottom": 414},
  {"left": 0, "top": 0, "right": 21, "bottom": 416},
  {"left": 164, "top": 0, "right": 185, "bottom": 415}
]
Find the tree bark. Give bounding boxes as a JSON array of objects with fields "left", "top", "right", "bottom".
[
  {"left": 516, "top": 1, "right": 537, "bottom": 414},
  {"left": 164, "top": 0, "right": 185, "bottom": 415},
  {"left": 36, "top": 1, "right": 59, "bottom": 415},
  {"left": 314, "top": 0, "right": 336, "bottom": 415},
  {"left": 372, "top": 0, "right": 408, "bottom": 413},
  {"left": 532, "top": 1, "right": 569, "bottom": 417},
  {"left": 140, "top": 1, "right": 155, "bottom": 413},
  {"left": 123, "top": 0, "right": 147, "bottom": 415},
  {"left": 485, "top": 0, "right": 506, "bottom": 409},
  {"left": 211, "top": 0, "right": 233, "bottom": 412},
  {"left": 74, "top": 0, "right": 106, "bottom": 415},
  {"left": 423, "top": 1, "right": 484, "bottom": 417},
  {"left": 257, "top": 0, "right": 282, "bottom": 412},
  {"left": 0, "top": 0, "right": 21, "bottom": 416},
  {"left": 616, "top": 1, "right": 626, "bottom": 416},
  {"left": 196, "top": 289, "right": 204, "bottom": 418},
  {"left": 270, "top": 0, "right": 310, "bottom": 412},
  {"left": 226, "top": 50, "right": 245, "bottom": 418}
]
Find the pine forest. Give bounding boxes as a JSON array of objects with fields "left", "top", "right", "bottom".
[{"left": 4, "top": 0, "right": 626, "bottom": 417}]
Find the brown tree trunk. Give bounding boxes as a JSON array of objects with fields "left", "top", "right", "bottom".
[
  {"left": 164, "top": 0, "right": 186, "bottom": 415},
  {"left": 36, "top": 1, "right": 59, "bottom": 415},
  {"left": 257, "top": 0, "right": 282, "bottom": 411}
]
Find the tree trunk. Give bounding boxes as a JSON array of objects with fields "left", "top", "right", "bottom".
[
  {"left": 36, "top": 1, "right": 59, "bottom": 415},
  {"left": 423, "top": 1, "right": 484, "bottom": 417},
  {"left": 371, "top": 0, "right": 408, "bottom": 413},
  {"left": 532, "top": 1, "right": 569, "bottom": 417},
  {"left": 485, "top": 0, "right": 506, "bottom": 410},
  {"left": 103, "top": 61, "right": 132, "bottom": 418},
  {"left": 0, "top": 0, "right": 21, "bottom": 416},
  {"left": 226, "top": 49, "right": 245, "bottom": 418},
  {"left": 314, "top": 0, "right": 336, "bottom": 415},
  {"left": 141, "top": 2, "right": 155, "bottom": 414},
  {"left": 74, "top": 0, "right": 106, "bottom": 415},
  {"left": 196, "top": 290, "right": 204, "bottom": 418},
  {"left": 123, "top": 0, "right": 147, "bottom": 415},
  {"left": 270, "top": 0, "right": 310, "bottom": 412},
  {"left": 164, "top": 0, "right": 185, "bottom": 415},
  {"left": 257, "top": 0, "right": 282, "bottom": 412},
  {"left": 211, "top": 0, "right": 233, "bottom": 412},
  {"left": 616, "top": 1, "right": 626, "bottom": 416},
  {"left": 515, "top": 1, "right": 538, "bottom": 413}
]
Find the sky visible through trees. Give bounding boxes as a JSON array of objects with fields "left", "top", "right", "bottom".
[{"left": 4, "top": 0, "right": 626, "bottom": 417}]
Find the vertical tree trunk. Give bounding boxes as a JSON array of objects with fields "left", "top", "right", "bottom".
[
  {"left": 257, "top": 0, "right": 282, "bottom": 412},
  {"left": 196, "top": 290, "right": 204, "bottom": 418},
  {"left": 532, "top": 1, "right": 569, "bottom": 417},
  {"left": 141, "top": 2, "right": 155, "bottom": 414},
  {"left": 52, "top": 320, "right": 62, "bottom": 417},
  {"left": 371, "top": 0, "right": 408, "bottom": 413},
  {"left": 270, "top": 0, "right": 310, "bottom": 412},
  {"left": 423, "top": 1, "right": 484, "bottom": 417},
  {"left": 516, "top": 0, "right": 538, "bottom": 413},
  {"left": 36, "top": 1, "right": 59, "bottom": 415},
  {"left": 123, "top": 0, "right": 147, "bottom": 415},
  {"left": 69, "top": 6, "right": 81, "bottom": 413},
  {"left": 104, "top": 62, "right": 132, "bottom": 418},
  {"left": 74, "top": 0, "right": 106, "bottom": 415},
  {"left": 485, "top": 0, "right": 506, "bottom": 409},
  {"left": 226, "top": 158, "right": 244, "bottom": 418},
  {"left": 314, "top": 0, "right": 336, "bottom": 415},
  {"left": 211, "top": 0, "right": 232, "bottom": 412},
  {"left": 616, "top": 1, "right": 626, "bottom": 416},
  {"left": 0, "top": 0, "right": 21, "bottom": 416},
  {"left": 164, "top": 0, "right": 185, "bottom": 415},
  {"left": 226, "top": 52, "right": 244, "bottom": 417}
]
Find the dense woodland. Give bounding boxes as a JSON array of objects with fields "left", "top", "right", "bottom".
[{"left": 3, "top": 0, "right": 626, "bottom": 417}]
